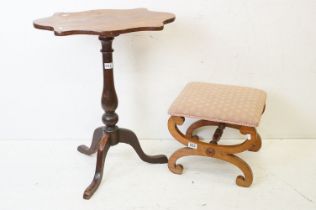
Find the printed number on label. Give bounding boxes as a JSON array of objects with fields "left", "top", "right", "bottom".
[
  {"left": 104, "top": 63, "right": 113, "bottom": 70},
  {"left": 188, "top": 142, "right": 198, "bottom": 149}
]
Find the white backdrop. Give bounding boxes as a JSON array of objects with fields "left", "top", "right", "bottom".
[{"left": 0, "top": 0, "right": 315, "bottom": 140}]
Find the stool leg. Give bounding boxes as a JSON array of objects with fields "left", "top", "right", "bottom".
[
  {"left": 185, "top": 120, "right": 219, "bottom": 141},
  {"left": 168, "top": 146, "right": 254, "bottom": 187},
  {"left": 168, "top": 147, "right": 201, "bottom": 174},
  {"left": 168, "top": 116, "right": 259, "bottom": 187},
  {"left": 248, "top": 132, "right": 262, "bottom": 152},
  {"left": 217, "top": 153, "right": 253, "bottom": 187}
]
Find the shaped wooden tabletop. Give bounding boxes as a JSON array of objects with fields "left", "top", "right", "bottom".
[{"left": 33, "top": 8, "right": 175, "bottom": 36}]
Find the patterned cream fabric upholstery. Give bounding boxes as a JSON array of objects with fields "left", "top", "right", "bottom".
[{"left": 168, "top": 82, "right": 267, "bottom": 127}]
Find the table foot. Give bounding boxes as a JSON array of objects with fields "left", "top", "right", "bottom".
[
  {"left": 77, "top": 127, "right": 104, "bottom": 155},
  {"left": 83, "top": 134, "right": 110, "bottom": 199},
  {"left": 118, "top": 128, "right": 168, "bottom": 164}
]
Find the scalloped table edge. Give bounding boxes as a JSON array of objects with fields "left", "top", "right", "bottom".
[{"left": 33, "top": 9, "right": 176, "bottom": 37}]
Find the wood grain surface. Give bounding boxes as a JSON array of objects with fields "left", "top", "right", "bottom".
[{"left": 33, "top": 8, "right": 175, "bottom": 36}]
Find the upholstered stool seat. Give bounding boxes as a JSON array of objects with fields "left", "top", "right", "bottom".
[
  {"left": 169, "top": 82, "right": 266, "bottom": 127},
  {"left": 167, "top": 82, "right": 267, "bottom": 187}
]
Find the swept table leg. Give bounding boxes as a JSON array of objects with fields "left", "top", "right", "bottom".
[
  {"left": 77, "top": 127, "right": 104, "bottom": 155},
  {"left": 83, "top": 134, "right": 110, "bottom": 199},
  {"left": 118, "top": 128, "right": 168, "bottom": 164}
]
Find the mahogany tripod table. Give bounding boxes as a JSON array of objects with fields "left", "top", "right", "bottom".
[{"left": 33, "top": 8, "right": 175, "bottom": 199}]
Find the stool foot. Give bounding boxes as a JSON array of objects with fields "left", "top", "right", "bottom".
[
  {"left": 169, "top": 163, "right": 184, "bottom": 174},
  {"left": 219, "top": 154, "right": 253, "bottom": 187},
  {"left": 78, "top": 127, "right": 104, "bottom": 155}
]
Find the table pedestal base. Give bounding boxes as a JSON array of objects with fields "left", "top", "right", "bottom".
[
  {"left": 75, "top": 36, "right": 167, "bottom": 199},
  {"left": 78, "top": 127, "right": 168, "bottom": 199}
]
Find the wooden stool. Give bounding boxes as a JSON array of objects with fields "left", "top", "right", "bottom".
[{"left": 167, "top": 82, "right": 267, "bottom": 187}]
